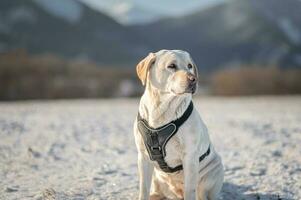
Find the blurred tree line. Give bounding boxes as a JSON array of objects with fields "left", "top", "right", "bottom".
[
  {"left": 0, "top": 50, "right": 141, "bottom": 100},
  {"left": 0, "top": 50, "right": 301, "bottom": 100}
]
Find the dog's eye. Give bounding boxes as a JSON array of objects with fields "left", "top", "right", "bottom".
[
  {"left": 188, "top": 64, "right": 193, "bottom": 69},
  {"left": 167, "top": 64, "right": 177, "bottom": 70}
]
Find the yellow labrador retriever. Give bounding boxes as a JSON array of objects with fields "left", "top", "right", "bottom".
[{"left": 134, "top": 50, "right": 224, "bottom": 200}]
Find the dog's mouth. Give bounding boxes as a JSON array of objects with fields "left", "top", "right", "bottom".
[
  {"left": 171, "top": 84, "right": 196, "bottom": 95},
  {"left": 186, "top": 83, "right": 197, "bottom": 94}
]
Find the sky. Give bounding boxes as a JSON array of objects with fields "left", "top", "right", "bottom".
[{"left": 80, "top": 0, "right": 224, "bottom": 24}]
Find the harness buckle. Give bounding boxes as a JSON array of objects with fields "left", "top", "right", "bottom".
[{"left": 151, "top": 146, "right": 161, "bottom": 151}]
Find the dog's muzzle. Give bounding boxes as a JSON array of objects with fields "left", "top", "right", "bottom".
[
  {"left": 186, "top": 74, "right": 197, "bottom": 94},
  {"left": 185, "top": 82, "right": 197, "bottom": 94}
]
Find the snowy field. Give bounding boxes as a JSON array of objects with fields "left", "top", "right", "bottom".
[{"left": 0, "top": 96, "right": 300, "bottom": 200}]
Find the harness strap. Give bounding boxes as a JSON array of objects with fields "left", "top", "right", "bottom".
[
  {"left": 137, "top": 101, "right": 193, "bottom": 130},
  {"left": 172, "top": 101, "right": 194, "bottom": 128},
  {"left": 165, "top": 146, "right": 211, "bottom": 173},
  {"left": 137, "top": 102, "right": 211, "bottom": 173}
]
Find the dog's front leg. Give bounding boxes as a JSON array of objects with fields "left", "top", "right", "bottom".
[
  {"left": 183, "top": 152, "right": 199, "bottom": 200},
  {"left": 138, "top": 153, "right": 154, "bottom": 200}
]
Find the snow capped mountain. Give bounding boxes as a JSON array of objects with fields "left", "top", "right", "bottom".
[
  {"left": 110, "top": 3, "right": 164, "bottom": 24},
  {"left": 132, "top": 0, "right": 301, "bottom": 69},
  {"left": 33, "top": 0, "right": 83, "bottom": 23},
  {"left": 0, "top": 0, "right": 149, "bottom": 64},
  {"left": 0, "top": 0, "right": 300, "bottom": 68},
  {"left": 80, "top": 0, "right": 224, "bottom": 24},
  {"left": 79, "top": 0, "right": 164, "bottom": 24},
  {"left": 279, "top": 18, "right": 301, "bottom": 44},
  {"left": 0, "top": 4, "right": 36, "bottom": 35},
  {"left": 250, "top": 0, "right": 301, "bottom": 45}
]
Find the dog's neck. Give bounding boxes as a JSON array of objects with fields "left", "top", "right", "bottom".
[{"left": 139, "top": 83, "right": 192, "bottom": 128}]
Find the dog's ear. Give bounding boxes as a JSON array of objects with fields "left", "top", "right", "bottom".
[
  {"left": 190, "top": 57, "right": 199, "bottom": 80},
  {"left": 136, "top": 53, "right": 156, "bottom": 85}
]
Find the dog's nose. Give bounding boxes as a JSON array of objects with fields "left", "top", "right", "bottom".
[{"left": 187, "top": 74, "right": 196, "bottom": 84}]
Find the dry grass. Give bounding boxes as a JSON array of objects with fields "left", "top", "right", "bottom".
[
  {"left": 211, "top": 66, "right": 301, "bottom": 95},
  {"left": 0, "top": 50, "right": 140, "bottom": 100},
  {"left": 1, "top": 51, "right": 301, "bottom": 100}
]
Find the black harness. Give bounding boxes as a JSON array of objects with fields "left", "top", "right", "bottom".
[{"left": 137, "top": 102, "right": 210, "bottom": 173}]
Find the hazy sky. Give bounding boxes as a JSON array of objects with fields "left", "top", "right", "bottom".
[{"left": 80, "top": 0, "right": 224, "bottom": 24}]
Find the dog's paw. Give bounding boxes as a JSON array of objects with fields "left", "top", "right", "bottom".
[{"left": 150, "top": 193, "right": 164, "bottom": 200}]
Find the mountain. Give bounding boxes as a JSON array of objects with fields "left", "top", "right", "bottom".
[
  {"left": 132, "top": 0, "right": 301, "bottom": 71},
  {"left": 110, "top": 3, "right": 165, "bottom": 25},
  {"left": 0, "top": 0, "right": 150, "bottom": 66},
  {"left": 79, "top": 0, "right": 224, "bottom": 25},
  {"left": 1, "top": 0, "right": 301, "bottom": 71},
  {"left": 81, "top": 0, "right": 166, "bottom": 25}
]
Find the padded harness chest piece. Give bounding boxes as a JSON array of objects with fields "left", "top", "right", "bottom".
[{"left": 137, "top": 102, "right": 211, "bottom": 173}]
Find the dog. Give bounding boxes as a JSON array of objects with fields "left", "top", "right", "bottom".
[{"left": 133, "top": 50, "right": 224, "bottom": 200}]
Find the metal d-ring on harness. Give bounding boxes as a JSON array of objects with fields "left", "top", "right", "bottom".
[{"left": 137, "top": 102, "right": 211, "bottom": 173}]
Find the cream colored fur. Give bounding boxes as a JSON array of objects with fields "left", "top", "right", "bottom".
[{"left": 134, "top": 50, "right": 224, "bottom": 200}]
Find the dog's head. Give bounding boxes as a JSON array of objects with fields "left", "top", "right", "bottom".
[{"left": 136, "top": 50, "right": 198, "bottom": 95}]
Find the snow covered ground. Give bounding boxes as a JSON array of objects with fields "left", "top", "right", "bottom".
[{"left": 0, "top": 96, "right": 300, "bottom": 200}]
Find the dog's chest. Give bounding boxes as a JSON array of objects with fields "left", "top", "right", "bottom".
[{"left": 161, "top": 134, "right": 183, "bottom": 168}]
